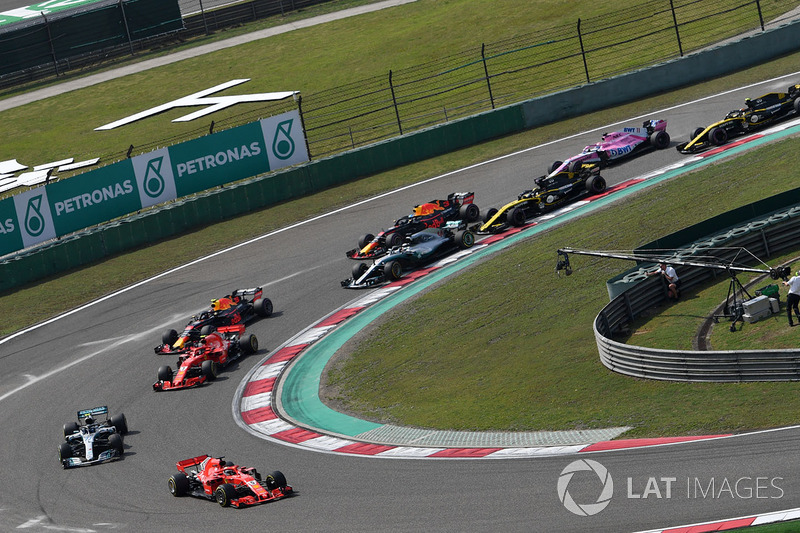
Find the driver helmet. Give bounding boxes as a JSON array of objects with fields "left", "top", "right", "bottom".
[
  {"left": 84, "top": 416, "right": 94, "bottom": 425},
  {"left": 745, "top": 98, "right": 752, "bottom": 108},
  {"left": 211, "top": 298, "right": 221, "bottom": 311}
]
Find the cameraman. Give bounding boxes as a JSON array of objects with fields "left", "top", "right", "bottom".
[
  {"left": 648, "top": 262, "right": 680, "bottom": 300},
  {"left": 782, "top": 270, "right": 800, "bottom": 327}
]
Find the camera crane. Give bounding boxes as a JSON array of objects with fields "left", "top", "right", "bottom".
[{"left": 555, "top": 247, "right": 791, "bottom": 330}]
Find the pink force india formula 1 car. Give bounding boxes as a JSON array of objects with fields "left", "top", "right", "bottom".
[{"left": 169, "top": 455, "right": 293, "bottom": 508}]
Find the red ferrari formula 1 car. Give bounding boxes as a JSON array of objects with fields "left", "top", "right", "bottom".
[
  {"left": 168, "top": 455, "right": 293, "bottom": 508},
  {"left": 346, "top": 191, "right": 480, "bottom": 260},
  {"left": 153, "top": 325, "right": 258, "bottom": 391},
  {"left": 157, "top": 287, "right": 272, "bottom": 352}
]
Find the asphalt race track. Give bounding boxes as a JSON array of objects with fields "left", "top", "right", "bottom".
[{"left": 2, "top": 67, "right": 800, "bottom": 531}]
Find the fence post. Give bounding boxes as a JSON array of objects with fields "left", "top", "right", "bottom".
[
  {"left": 669, "top": 0, "right": 683, "bottom": 57},
  {"left": 118, "top": 0, "right": 135, "bottom": 56},
  {"left": 577, "top": 19, "right": 590, "bottom": 84},
  {"left": 389, "top": 70, "right": 403, "bottom": 135},
  {"left": 296, "top": 93, "right": 313, "bottom": 159},
  {"left": 198, "top": 0, "right": 210, "bottom": 35},
  {"left": 481, "top": 43, "right": 495, "bottom": 109},
  {"left": 41, "top": 12, "right": 60, "bottom": 77},
  {"left": 756, "top": 0, "right": 765, "bottom": 31}
]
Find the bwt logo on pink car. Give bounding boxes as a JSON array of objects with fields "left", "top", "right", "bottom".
[{"left": 605, "top": 145, "right": 634, "bottom": 157}]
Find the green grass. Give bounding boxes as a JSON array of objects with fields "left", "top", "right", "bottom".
[
  {"left": 2, "top": 0, "right": 797, "bottom": 178},
  {"left": 4, "top": 2, "right": 800, "bottom": 438}
]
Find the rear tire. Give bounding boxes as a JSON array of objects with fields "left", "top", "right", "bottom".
[
  {"left": 240, "top": 334, "right": 258, "bottom": 355},
  {"left": 548, "top": 160, "right": 563, "bottom": 174},
  {"left": 108, "top": 433, "right": 124, "bottom": 455},
  {"left": 63, "top": 421, "right": 79, "bottom": 437},
  {"left": 357, "top": 233, "right": 374, "bottom": 249},
  {"left": 162, "top": 329, "right": 179, "bottom": 346},
  {"left": 454, "top": 230, "right": 475, "bottom": 249},
  {"left": 384, "top": 261, "right": 402, "bottom": 280},
  {"left": 385, "top": 232, "right": 403, "bottom": 249},
  {"left": 650, "top": 130, "right": 670, "bottom": 149},
  {"left": 507, "top": 206, "right": 526, "bottom": 227},
  {"left": 254, "top": 297, "right": 273, "bottom": 317},
  {"left": 215, "top": 483, "right": 237, "bottom": 507},
  {"left": 201, "top": 360, "right": 219, "bottom": 380},
  {"left": 110, "top": 413, "right": 128, "bottom": 434},
  {"left": 266, "top": 470, "right": 288, "bottom": 490},
  {"left": 459, "top": 203, "right": 480, "bottom": 222},
  {"left": 157, "top": 365, "right": 173, "bottom": 383},
  {"left": 169, "top": 473, "right": 189, "bottom": 497},
  {"left": 709, "top": 126, "right": 728, "bottom": 145},
  {"left": 585, "top": 175, "right": 607, "bottom": 194}
]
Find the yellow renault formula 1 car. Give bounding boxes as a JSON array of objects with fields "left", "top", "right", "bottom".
[
  {"left": 677, "top": 84, "right": 800, "bottom": 154},
  {"left": 478, "top": 163, "right": 606, "bottom": 233}
]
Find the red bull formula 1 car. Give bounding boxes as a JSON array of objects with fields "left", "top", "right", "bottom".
[
  {"left": 157, "top": 287, "right": 272, "bottom": 352},
  {"left": 677, "top": 84, "right": 800, "bottom": 153},
  {"left": 153, "top": 324, "right": 258, "bottom": 391},
  {"left": 346, "top": 191, "right": 480, "bottom": 260},
  {"left": 168, "top": 455, "right": 293, "bottom": 508}
]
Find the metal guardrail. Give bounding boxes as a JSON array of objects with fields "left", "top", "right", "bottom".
[{"left": 594, "top": 206, "right": 800, "bottom": 382}]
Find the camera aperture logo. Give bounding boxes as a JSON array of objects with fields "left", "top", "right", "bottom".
[{"left": 557, "top": 459, "right": 613, "bottom": 516}]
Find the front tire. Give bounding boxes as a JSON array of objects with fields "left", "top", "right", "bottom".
[
  {"left": 108, "top": 433, "right": 124, "bottom": 455},
  {"left": 548, "top": 160, "right": 563, "bottom": 174},
  {"left": 454, "top": 230, "right": 475, "bottom": 249},
  {"left": 357, "top": 233, "right": 375, "bottom": 249},
  {"left": 507, "top": 206, "right": 526, "bottom": 227},
  {"left": 63, "top": 421, "right": 79, "bottom": 437},
  {"left": 169, "top": 473, "right": 189, "bottom": 497},
  {"left": 59, "top": 442, "right": 72, "bottom": 462},
  {"left": 352, "top": 262, "right": 368, "bottom": 279},
  {"left": 201, "top": 360, "right": 219, "bottom": 380},
  {"left": 709, "top": 126, "right": 728, "bottom": 145},
  {"left": 585, "top": 175, "right": 607, "bottom": 194},
  {"left": 162, "top": 329, "right": 179, "bottom": 346},
  {"left": 215, "top": 483, "right": 237, "bottom": 507},
  {"left": 265, "top": 470, "right": 288, "bottom": 490},
  {"left": 157, "top": 365, "right": 173, "bottom": 383},
  {"left": 385, "top": 232, "right": 403, "bottom": 249},
  {"left": 483, "top": 207, "right": 498, "bottom": 223}
]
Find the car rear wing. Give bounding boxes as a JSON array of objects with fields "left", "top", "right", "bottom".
[
  {"left": 448, "top": 191, "right": 475, "bottom": 205},
  {"left": 176, "top": 454, "right": 210, "bottom": 473},
  {"left": 77, "top": 406, "right": 108, "bottom": 419},
  {"left": 230, "top": 287, "right": 263, "bottom": 302},
  {"left": 214, "top": 324, "right": 246, "bottom": 336}
]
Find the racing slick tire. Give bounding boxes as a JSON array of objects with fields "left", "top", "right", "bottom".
[
  {"left": 200, "top": 325, "right": 215, "bottom": 336},
  {"left": 691, "top": 127, "right": 705, "bottom": 140},
  {"left": 483, "top": 208, "right": 498, "bottom": 223},
  {"left": 649, "top": 130, "right": 670, "bottom": 149},
  {"left": 254, "top": 297, "right": 273, "bottom": 317},
  {"left": 157, "top": 365, "right": 173, "bottom": 383},
  {"left": 59, "top": 442, "right": 72, "bottom": 463},
  {"left": 162, "top": 329, "right": 179, "bottom": 346},
  {"left": 385, "top": 232, "right": 403, "bottom": 249},
  {"left": 352, "top": 263, "right": 369, "bottom": 279},
  {"left": 507, "top": 206, "right": 527, "bottom": 227},
  {"left": 266, "top": 471, "right": 288, "bottom": 490},
  {"left": 455, "top": 230, "right": 475, "bottom": 249},
  {"left": 384, "top": 260, "right": 403, "bottom": 280},
  {"left": 548, "top": 160, "right": 563, "bottom": 174},
  {"left": 794, "top": 98, "right": 800, "bottom": 113},
  {"left": 169, "top": 473, "right": 190, "bottom": 497},
  {"left": 709, "top": 126, "right": 728, "bottom": 145},
  {"left": 108, "top": 433, "right": 124, "bottom": 455},
  {"left": 585, "top": 175, "right": 607, "bottom": 195},
  {"left": 567, "top": 160, "right": 582, "bottom": 174},
  {"left": 459, "top": 203, "right": 480, "bottom": 222},
  {"left": 215, "top": 483, "right": 237, "bottom": 507},
  {"left": 240, "top": 334, "right": 259, "bottom": 355},
  {"left": 63, "top": 421, "right": 79, "bottom": 437},
  {"left": 201, "top": 360, "right": 219, "bottom": 380},
  {"left": 110, "top": 413, "right": 128, "bottom": 434},
  {"left": 357, "top": 233, "right": 375, "bottom": 250}
]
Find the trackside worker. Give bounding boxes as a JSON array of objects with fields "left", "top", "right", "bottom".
[{"left": 782, "top": 271, "right": 800, "bottom": 327}]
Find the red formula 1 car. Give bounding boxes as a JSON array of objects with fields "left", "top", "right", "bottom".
[
  {"left": 153, "top": 324, "right": 258, "bottom": 391},
  {"left": 346, "top": 191, "right": 480, "bottom": 260},
  {"left": 168, "top": 455, "right": 293, "bottom": 508},
  {"left": 156, "top": 287, "right": 272, "bottom": 352}
]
